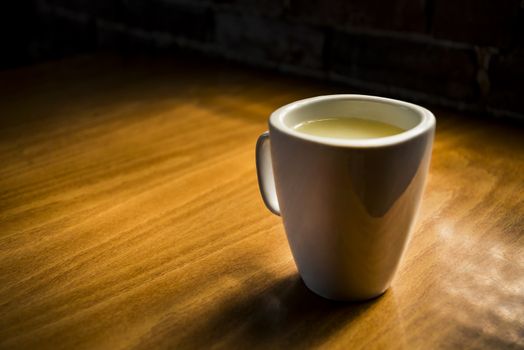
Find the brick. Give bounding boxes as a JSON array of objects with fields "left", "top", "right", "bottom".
[
  {"left": 42, "top": 0, "right": 89, "bottom": 12},
  {"left": 96, "top": 21, "right": 167, "bottom": 52},
  {"left": 42, "top": 0, "right": 123, "bottom": 21},
  {"left": 287, "top": 0, "right": 425, "bottom": 33},
  {"left": 431, "top": 0, "right": 521, "bottom": 47},
  {"left": 41, "top": 0, "right": 132, "bottom": 28},
  {"left": 216, "top": 12, "right": 324, "bottom": 68},
  {"left": 43, "top": 0, "right": 214, "bottom": 42},
  {"left": 212, "top": 0, "right": 286, "bottom": 18},
  {"left": 122, "top": 1, "right": 214, "bottom": 42},
  {"left": 328, "top": 31, "right": 478, "bottom": 101},
  {"left": 488, "top": 49, "right": 524, "bottom": 114}
]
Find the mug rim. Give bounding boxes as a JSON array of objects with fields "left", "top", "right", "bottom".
[{"left": 269, "top": 94, "right": 436, "bottom": 148}]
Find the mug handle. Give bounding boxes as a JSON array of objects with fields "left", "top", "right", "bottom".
[{"left": 255, "top": 132, "right": 281, "bottom": 216}]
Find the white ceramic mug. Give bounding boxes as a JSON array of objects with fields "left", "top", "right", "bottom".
[{"left": 256, "top": 95, "right": 435, "bottom": 301}]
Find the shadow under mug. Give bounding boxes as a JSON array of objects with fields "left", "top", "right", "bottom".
[{"left": 256, "top": 94, "right": 435, "bottom": 301}]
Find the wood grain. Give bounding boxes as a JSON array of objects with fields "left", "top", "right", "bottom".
[{"left": 0, "top": 54, "right": 523, "bottom": 349}]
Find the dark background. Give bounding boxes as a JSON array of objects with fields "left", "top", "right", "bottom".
[{"left": 1, "top": 0, "right": 523, "bottom": 120}]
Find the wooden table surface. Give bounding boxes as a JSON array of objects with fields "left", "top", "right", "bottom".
[{"left": 0, "top": 54, "right": 523, "bottom": 350}]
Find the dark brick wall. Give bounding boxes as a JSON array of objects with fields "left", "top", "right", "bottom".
[{"left": 3, "top": 0, "right": 523, "bottom": 120}]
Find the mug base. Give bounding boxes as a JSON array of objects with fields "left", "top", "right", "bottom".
[{"left": 302, "top": 278, "right": 389, "bottom": 302}]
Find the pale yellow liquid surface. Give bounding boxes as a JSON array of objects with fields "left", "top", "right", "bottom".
[{"left": 294, "top": 117, "right": 405, "bottom": 139}]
